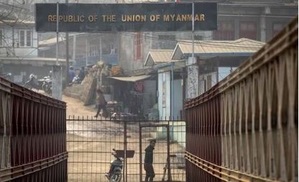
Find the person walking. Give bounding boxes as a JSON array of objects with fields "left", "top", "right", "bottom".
[
  {"left": 78, "top": 66, "right": 86, "bottom": 82},
  {"left": 94, "top": 88, "right": 107, "bottom": 118},
  {"left": 144, "top": 139, "right": 156, "bottom": 182},
  {"left": 68, "top": 66, "right": 75, "bottom": 84}
]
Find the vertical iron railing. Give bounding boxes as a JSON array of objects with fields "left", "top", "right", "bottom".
[
  {"left": 66, "top": 116, "right": 186, "bottom": 182},
  {"left": 0, "top": 78, "right": 67, "bottom": 182},
  {"left": 184, "top": 16, "right": 298, "bottom": 181}
]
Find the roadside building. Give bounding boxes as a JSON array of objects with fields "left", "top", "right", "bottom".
[
  {"left": 119, "top": 0, "right": 297, "bottom": 86},
  {"left": 0, "top": 19, "right": 67, "bottom": 84},
  {"left": 144, "top": 38, "right": 265, "bottom": 120}
]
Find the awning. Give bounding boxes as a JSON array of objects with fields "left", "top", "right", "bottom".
[{"left": 109, "top": 75, "right": 151, "bottom": 82}]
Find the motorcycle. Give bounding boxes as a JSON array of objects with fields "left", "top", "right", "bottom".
[
  {"left": 72, "top": 75, "right": 81, "bottom": 84},
  {"left": 40, "top": 76, "right": 52, "bottom": 94},
  {"left": 24, "top": 74, "right": 41, "bottom": 90},
  {"left": 0, "top": 72, "right": 12, "bottom": 81},
  {"left": 105, "top": 149, "right": 123, "bottom": 182}
]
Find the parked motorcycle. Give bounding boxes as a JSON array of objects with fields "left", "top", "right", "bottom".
[
  {"left": 105, "top": 149, "right": 123, "bottom": 182},
  {"left": 24, "top": 74, "right": 41, "bottom": 90},
  {"left": 0, "top": 72, "right": 12, "bottom": 81},
  {"left": 72, "top": 75, "right": 81, "bottom": 84},
  {"left": 40, "top": 76, "right": 52, "bottom": 95}
]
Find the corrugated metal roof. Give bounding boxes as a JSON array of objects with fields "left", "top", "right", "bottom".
[
  {"left": 172, "top": 38, "right": 265, "bottom": 60},
  {"left": 144, "top": 49, "right": 179, "bottom": 66},
  {"left": 149, "top": 49, "right": 173, "bottom": 63}
]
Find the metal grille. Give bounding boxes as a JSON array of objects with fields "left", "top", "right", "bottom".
[
  {"left": 184, "top": 16, "right": 298, "bottom": 182},
  {"left": 0, "top": 77, "right": 67, "bottom": 182},
  {"left": 66, "top": 116, "right": 186, "bottom": 182}
]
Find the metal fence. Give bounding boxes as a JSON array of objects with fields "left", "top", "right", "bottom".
[
  {"left": 66, "top": 116, "right": 186, "bottom": 182},
  {"left": 184, "top": 16, "right": 298, "bottom": 181},
  {"left": 0, "top": 77, "right": 67, "bottom": 182}
]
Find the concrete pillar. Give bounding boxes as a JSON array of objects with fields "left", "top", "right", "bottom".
[
  {"left": 186, "top": 57, "right": 198, "bottom": 99},
  {"left": 260, "top": 15, "right": 266, "bottom": 42},
  {"left": 261, "top": 7, "right": 270, "bottom": 42},
  {"left": 235, "top": 19, "right": 239, "bottom": 39},
  {"left": 52, "top": 65, "right": 62, "bottom": 100}
]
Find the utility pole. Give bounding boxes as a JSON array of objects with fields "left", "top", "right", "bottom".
[
  {"left": 66, "top": 0, "right": 69, "bottom": 85},
  {"left": 52, "top": 2, "right": 62, "bottom": 100},
  {"left": 186, "top": 2, "right": 198, "bottom": 99}
]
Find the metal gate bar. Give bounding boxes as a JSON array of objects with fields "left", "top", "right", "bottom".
[
  {"left": 139, "top": 123, "right": 170, "bottom": 182},
  {"left": 66, "top": 116, "right": 186, "bottom": 182},
  {"left": 0, "top": 77, "right": 67, "bottom": 182},
  {"left": 184, "top": 16, "right": 298, "bottom": 182}
]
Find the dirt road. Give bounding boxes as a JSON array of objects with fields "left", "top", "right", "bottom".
[
  {"left": 63, "top": 95, "right": 96, "bottom": 117},
  {"left": 63, "top": 95, "right": 185, "bottom": 182},
  {"left": 63, "top": 95, "right": 141, "bottom": 181}
]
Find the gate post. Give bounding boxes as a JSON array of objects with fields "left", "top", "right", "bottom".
[
  {"left": 123, "top": 121, "right": 127, "bottom": 182},
  {"left": 139, "top": 122, "right": 143, "bottom": 182},
  {"left": 139, "top": 123, "right": 172, "bottom": 182}
]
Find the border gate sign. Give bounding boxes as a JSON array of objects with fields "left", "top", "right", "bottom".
[{"left": 35, "top": 3, "right": 217, "bottom": 32}]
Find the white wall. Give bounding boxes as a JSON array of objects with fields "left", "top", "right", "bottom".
[
  {"left": 198, "top": 67, "right": 238, "bottom": 95},
  {"left": 0, "top": 26, "right": 38, "bottom": 57},
  {"left": 155, "top": 121, "right": 186, "bottom": 147},
  {"left": 143, "top": 80, "right": 157, "bottom": 113},
  {"left": 172, "top": 121, "right": 186, "bottom": 148},
  {"left": 158, "top": 71, "right": 183, "bottom": 120},
  {"left": 158, "top": 72, "right": 170, "bottom": 120},
  {"left": 173, "top": 79, "right": 183, "bottom": 119},
  {"left": 218, "top": 67, "right": 237, "bottom": 82},
  {"left": 198, "top": 72, "right": 217, "bottom": 95},
  {"left": 119, "top": 32, "right": 150, "bottom": 72},
  {"left": 119, "top": 33, "right": 134, "bottom": 71}
]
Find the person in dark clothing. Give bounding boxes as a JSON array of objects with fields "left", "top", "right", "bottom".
[
  {"left": 144, "top": 139, "right": 156, "bottom": 182},
  {"left": 68, "top": 66, "right": 75, "bottom": 84},
  {"left": 94, "top": 88, "right": 107, "bottom": 118},
  {"left": 78, "top": 67, "right": 85, "bottom": 82}
]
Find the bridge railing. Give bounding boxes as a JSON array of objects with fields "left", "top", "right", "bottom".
[
  {"left": 0, "top": 78, "right": 67, "bottom": 182},
  {"left": 184, "top": 16, "right": 298, "bottom": 182}
]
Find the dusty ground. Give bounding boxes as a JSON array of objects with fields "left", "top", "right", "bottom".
[
  {"left": 64, "top": 95, "right": 96, "bottom": 117},
  {"left": 63, "top": 95, "right": 185, "bottom": 182},
  {"left": 63, "top": 95, "right": 124, "bottom": 182}
]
